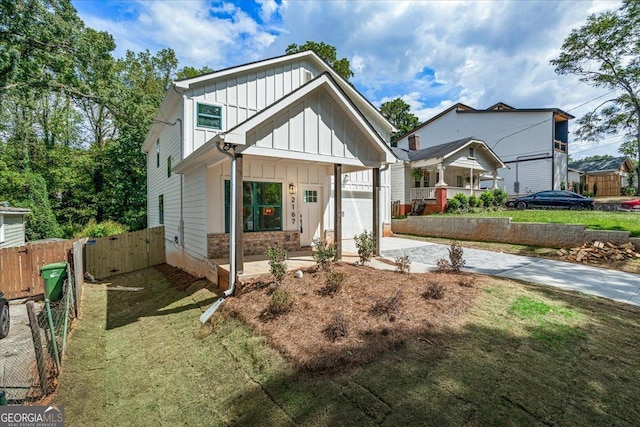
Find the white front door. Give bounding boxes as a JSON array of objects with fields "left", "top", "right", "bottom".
[{"left": 300, "top": 186, "right": 322, "bottom": 246}]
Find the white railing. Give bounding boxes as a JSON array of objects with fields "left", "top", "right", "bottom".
[{"left": 410, "top": 187, "right": 490, "bottom": 200}]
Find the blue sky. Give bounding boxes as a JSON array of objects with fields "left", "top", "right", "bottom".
[{"left": 72, "top": 0, "right": 625, "bottom": 159}]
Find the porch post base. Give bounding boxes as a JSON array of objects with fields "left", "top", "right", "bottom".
[{"left": 435, "top": 186, "right": 448, "bottom": 213}]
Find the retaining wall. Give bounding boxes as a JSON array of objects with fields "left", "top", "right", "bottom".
[{"left": 392, "top": 216, "right": 640, "bottom": 250}]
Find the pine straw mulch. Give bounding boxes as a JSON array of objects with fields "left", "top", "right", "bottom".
[{"left": 222, "top": 262, "right": 484, "bottom": 373}]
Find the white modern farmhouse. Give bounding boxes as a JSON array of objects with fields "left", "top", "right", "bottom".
[
  {"left": 395, "top": 102, "right": 574, "bottom": 197},
  {"left": 142, "top": 51, "right": 396, "bottom": 285}
]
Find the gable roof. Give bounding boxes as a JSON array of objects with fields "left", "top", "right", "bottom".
[
  {"left": 144, "top": 51, "right": 396, "bottom": 153},
  {"left": 397, "top": 101, "right": 575, "bottom": 143},
  {"left": 174, "top": 72, "right": 396, "bottom": 174},
  {"left": 568, "top": 156, "right": 634, "bottom": 174},
  {"left": 392, "top": 137, "right": 505, "bottom": 168}
]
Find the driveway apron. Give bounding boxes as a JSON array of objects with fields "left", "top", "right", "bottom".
[{"left": 343, "top": 237, "right": 640, "bottom": 307}]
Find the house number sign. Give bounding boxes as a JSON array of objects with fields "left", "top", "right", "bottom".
[{"left": 291, "top": 196, "right": 296, "bottom": 224}]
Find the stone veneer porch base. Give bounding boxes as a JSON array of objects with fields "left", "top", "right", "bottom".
[{"left": 207, "top": 230, "right": 301, "bottom": 259}]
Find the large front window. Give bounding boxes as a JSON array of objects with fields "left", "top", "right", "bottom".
[{"left": 225, "top": 181, "right": 282, "bottom": 232}]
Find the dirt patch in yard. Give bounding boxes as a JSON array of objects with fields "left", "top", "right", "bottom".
[{"left": 223, "top": 262, "right": 483, "bottom": 373}]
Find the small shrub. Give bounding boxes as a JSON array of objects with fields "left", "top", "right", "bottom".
[
  {"left": 490, "top": 188, "right": 509, "bottom": 206},
  {"left": 436, "top": 257, "right": 452, "bottom": 272},
  {"left": 265, "top": 245, "right": 288, "bottom": 283},
  {"left": 448, "top": 241, "right": 466, "bottom": 272},
  {"left": 422, "top": 282, "right": 445, "bottom": 300},
  {"left": 323, "top": 311, "right": 348, "bottom": 341},
  {"left": 267, "top": 289, "right": 293, "bottom": 316},
  {"left": 395, "top": 254, "right": 412, "bottom": 274},
  {"left": 457, "top": 276, "right": 477, "bottom": 287},
  {"left": 452, "top": 193, "right": 469, "bottom": 210},
  {"left": 468, "top": 194, "right": 482, "bottom": 208},
  {"left": 320, "top": 271, "right": 345, "bottom": 295},
  {"left": 370, "top": 292, "right": 401, "bottom": 316},
  {"left": 312, "top": 238, "right": 336, "bottom": 270},
  {"left": 354, "top": 230, "right": 375, "bottom": 265},
  {"left": 436, "top": 241, "right": 466, "bottom": 273},
  {"left": 446, "top": 197, "right": 461, "bottom": 212},
  {"left": 480, "top": 191, "right": 494, "bottom": 207}
]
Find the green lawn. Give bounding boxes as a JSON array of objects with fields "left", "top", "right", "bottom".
[
  {"left": 52, "top": 266, "right": 640, "bottom": 426},
  {"left": 444, "top": 209, "right": 640, "bottom": 236}
]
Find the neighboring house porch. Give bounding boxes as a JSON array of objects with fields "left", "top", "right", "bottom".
[{"left": 391, "top": 136, "right": 505, "bottom": 215}]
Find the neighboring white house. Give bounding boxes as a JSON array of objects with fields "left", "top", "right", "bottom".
[
  {"left": 395, "top": 102, "right": 574, "bottom": 195},
  {"left": 0, "top": 204, "right": 30, "bottom": 249},
  {"left": 391, "top": 136, "right": 506, "bottom": 214},
  {"left": 142, "top": 51, "right": 397, "bottom": 284}
]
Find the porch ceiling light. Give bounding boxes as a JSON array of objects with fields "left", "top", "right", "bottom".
[{"left": 289, "top": 183, "right": 296, "bottom": 195}]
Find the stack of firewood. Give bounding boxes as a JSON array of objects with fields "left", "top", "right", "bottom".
[{"left": 557, "top": 241, "right": 640, "bottom": 264}]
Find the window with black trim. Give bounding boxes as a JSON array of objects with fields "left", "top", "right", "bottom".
[
  {"left": 156, "top": 139, "right": 160, "bottom": 168},
  {"left": 159, "top": 195, "right": 164, "bottom": 225},
  {"left": 167, "top": 156, "right": 172, "bottom": 178},
  {"left": 225, "top": 181, "right": 282, "bottom": 232},
  {"left": 197, "top": 103, "right": 222, "bottom": 129}
]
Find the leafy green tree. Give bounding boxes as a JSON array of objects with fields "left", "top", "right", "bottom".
[
  {"left": 0, "top": 163, "right": 61, "bottom": 240},
  {"left": 285, "top": 41, "right": 354, "bottom": 81},
  {"left": 551, "top": 0, "right": 640, "bottom": 195},
  {"left": 176, "top": 65, "right": 214, "bottom": 80},
  {"left": 379, "top": 97, "right": 420, "bottom": 144}
]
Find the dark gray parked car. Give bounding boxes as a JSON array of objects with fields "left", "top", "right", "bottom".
[
  {"left": 508, "top": 190, "right": 594, "bottom": 210},
  {"left": 0, "top": 291, "right": 9, "bottom": 339}
]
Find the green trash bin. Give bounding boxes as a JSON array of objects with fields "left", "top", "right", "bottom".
[{"left": 40, "top": 262, "right": 68, "bottom": 301}]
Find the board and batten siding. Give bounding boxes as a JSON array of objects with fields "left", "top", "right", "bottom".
[
  {"left": 183, "top": 166, "right": 208, "bottom": 257},
  {"left": 0, "top": 214, "right": 27, "bottom": 249},
  {"left": 390, "top": 163, "right": 408, "bottom": 204},
  {"left": 554, "top": 151, "right": 568, "bottom": 190},
  {"left": 183, "top": 60, "right": 318, "bottom": 157},
  {"left": 245, "top": 88, "right": 382, "bottom": 166},
  {"left": 146, "top": 107, "right": 182, "bottom": 246}
]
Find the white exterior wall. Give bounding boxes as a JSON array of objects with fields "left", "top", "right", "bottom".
[
  {"left": 498, "top": 157, "right": 552, "bottom": 194},
  {"left": 146, "top": 107, "right": 182, "bottom": 244},
  {"left": 0, "top": 214, "right": 26, "bottom": 248},
  {"left": 390, "top": 162, "right": 409, "bottom": 204},
  {"left": 183, "top": 166, "right": 208, "bottom": 257},
  {"left": 554, "top": 151, "right": 568, "bottom": 189}
]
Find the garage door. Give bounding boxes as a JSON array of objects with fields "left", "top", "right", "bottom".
[{"left": 341, "top": 191, "right": 372, "bottom": 239}]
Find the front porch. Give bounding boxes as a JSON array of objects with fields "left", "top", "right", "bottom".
[{"left": 410, "top": 186, "right": 494, "bottom": 201}]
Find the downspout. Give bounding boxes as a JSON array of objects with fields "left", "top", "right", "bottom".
[
  {"left": 200, "top": 139, "right": 237, "bottom": 324},
  {"left": 172, "top": 85, "right": 186, "bottom": 246},
  {"left": 215, "top": 140, "right": 237, "bottom": 298}
]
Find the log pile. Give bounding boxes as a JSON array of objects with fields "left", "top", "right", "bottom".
[{"left": 557, "top": 241, "right": 640, "bottom": 264}]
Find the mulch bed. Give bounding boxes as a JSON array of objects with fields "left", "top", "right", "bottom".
[{"left": 223, "top": 262, "right": 483, "bottom": 373}]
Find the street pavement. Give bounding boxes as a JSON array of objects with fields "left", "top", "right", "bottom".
[{"left": 342, "top": 237, "right": 640, "bottom": 307}]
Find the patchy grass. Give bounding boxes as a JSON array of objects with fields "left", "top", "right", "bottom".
[{"left": 50, "top": 265, "right": 640, "bottom": 426}]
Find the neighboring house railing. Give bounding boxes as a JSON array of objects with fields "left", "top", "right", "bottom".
[{"left": 410, "top": 187, "right": 490, "bottom": 200}]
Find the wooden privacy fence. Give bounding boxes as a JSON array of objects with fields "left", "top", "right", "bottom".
[
  {"left": 85, "top": 227, "right": 165, "bottom": 280},
  {"left": 0, "top": 240, "right": 74, "bottom": 300},
  {"left": 586, "top": 174, "right": 620, "bottom": 197}
]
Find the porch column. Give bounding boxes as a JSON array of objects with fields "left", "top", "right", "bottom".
[
  {"left": 492, "top": 170, "right": 498, "bottom": 189},
  {"left": 437, "top": 163, "right": 446, "bottom": 185},
  {"left": 334, "top": 163, "right": 342, "bottom": 260},
  {"left": 470, "top": 161, "right": 474, "bottom": 196},
  {"left": 372, "top": 167, "right": 380, "bottom": 256},
  {"left": 235, "top": 154, "right": 244, "bottom": 275}
]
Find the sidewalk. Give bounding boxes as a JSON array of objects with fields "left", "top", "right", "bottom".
[{"left": 342, "top": 237, "right": 640, "bottom": 307}]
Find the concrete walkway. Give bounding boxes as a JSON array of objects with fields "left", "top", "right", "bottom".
[{"left": 342, "top": 237, "right": 640, "bottom": 307}]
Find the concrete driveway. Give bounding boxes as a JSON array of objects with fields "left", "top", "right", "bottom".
[{"left": 342, "top": 237, "right": 640, "bottom": 307}]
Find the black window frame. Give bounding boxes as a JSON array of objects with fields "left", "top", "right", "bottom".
[
  {"left": 159, "top": 195, "right": 164, "bottom": 225},
  {"left": 196, "top": 103, "right": 223, "bottom": 130},
  {"left": 224, "top": 181, "right": 282, "bottom": 233}
]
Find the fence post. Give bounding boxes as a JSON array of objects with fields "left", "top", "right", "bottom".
[{"left": 26, "top": 301, "right": 48, "bottom": 395}]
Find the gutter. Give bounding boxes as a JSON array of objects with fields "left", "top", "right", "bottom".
[{"left": 200, "top": 138, "right": 237, "bottom": 323}]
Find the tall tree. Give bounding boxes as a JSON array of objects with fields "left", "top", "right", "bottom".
[
  {"left": 285, "top": 41, "right": 354, "bottom": 81},
  {"left": 551, "top": 0, "right": 640, "bottom": 195},
  {"left": 379, "top": 97, "right": 420, "bottom": 145}
]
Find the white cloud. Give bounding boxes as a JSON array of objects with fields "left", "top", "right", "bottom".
[{"left": 74, "top": 0, "right": 626, "bottom": 158}]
